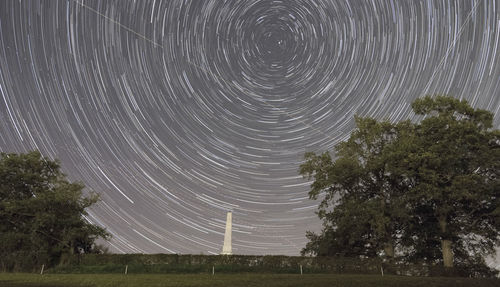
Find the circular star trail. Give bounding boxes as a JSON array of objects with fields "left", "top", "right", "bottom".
[{"left": 1, "top": 0, "right": 500, "bottom": 256}]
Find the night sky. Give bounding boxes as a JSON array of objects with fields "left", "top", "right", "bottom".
[{"left": 1, "top": 0, "right": 500, "bottom": 258}]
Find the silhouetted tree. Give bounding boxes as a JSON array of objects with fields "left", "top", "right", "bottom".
[
  {"left": 0, "top": 151, "right": 109, "bottom": 271},
  {"left": 301, "top": 96, "right": 499, "bottom": 275}
]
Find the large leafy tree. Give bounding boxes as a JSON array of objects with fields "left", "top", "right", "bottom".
[
  {"left": 300, "top": 116, "right": 412, "bottom": 258},
  {"left": 0, "top": 151, "right": 109, "bottom": 270},
  {"left": 401, "top": 96, "right": 500, "bottom": 268},
  {"left": 301, "top": 95, "right": 500, "bottom": 272}
]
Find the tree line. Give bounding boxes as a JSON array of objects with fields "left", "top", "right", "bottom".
[{"left": 300, "top": 96, "right": 499, "bottom": 276}]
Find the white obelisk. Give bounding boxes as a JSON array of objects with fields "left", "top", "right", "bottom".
[{"left": 221, "top": 211, "right": 232, "bottom": 255}]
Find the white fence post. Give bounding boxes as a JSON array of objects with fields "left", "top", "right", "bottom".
[
  {"left": 40, "top": 264, "right": 44, "bottom": 275},
  {"left": 125, "top": 265, "right": 128, "bottom": 275}
]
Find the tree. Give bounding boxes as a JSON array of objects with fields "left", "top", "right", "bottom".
[
  {"left": 301, "top": 95, "right": 500, "bottom": 274},
  {"left": 401, "top": 96, "right": 500, "bottom": 268},
  {"left": 0, "top": 151, "right": 109, "bottom": 271},
  {"left": 300, "top": 116, "right": 412, "bottom": 259}
]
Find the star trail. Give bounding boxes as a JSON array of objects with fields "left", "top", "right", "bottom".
[{"left": 1, "top": 0, "right": 500, "bottom": 256}]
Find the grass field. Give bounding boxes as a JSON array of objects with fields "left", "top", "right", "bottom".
[{"left": 0, "top": 273, "right": 499, "bottom": 287}]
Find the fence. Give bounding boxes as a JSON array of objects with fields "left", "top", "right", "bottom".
[
  {"left": 2, "top": 253, "right": 486, "bottom": 277},
  {"left": 53, "top": 254, "right": 471, "bottom": 276}
]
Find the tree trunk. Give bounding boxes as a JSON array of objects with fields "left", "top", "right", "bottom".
[
  {"left": 379, "top": 198, "right": 394, "bottom": 259},
  {"left": 439, "top": 215, "right": 453, "bottom": 267},
  {"left": 441, "top": 239, "right": 453, "bottom": 268}
]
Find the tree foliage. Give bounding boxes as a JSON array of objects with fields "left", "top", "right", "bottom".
[
  {"left": 300, "top": 117, "right": 412, "bottom": 258},
  {"left": 403, "top": 96, "right": 500, "bottom": 268},
  {"left": 300, "top": 96, "right": 500, "bottom": 276},
  {"left": 0, "top": 151, "right": 109, "bottom": 271}
]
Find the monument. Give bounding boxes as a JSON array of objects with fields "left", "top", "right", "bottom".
[{"left": 221, "top": 211, "right": 232, "bottom": 255}]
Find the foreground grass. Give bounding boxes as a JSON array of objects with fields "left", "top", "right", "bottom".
[{"left": 0, "top": 273, "right": 499, "bottom": 287}]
